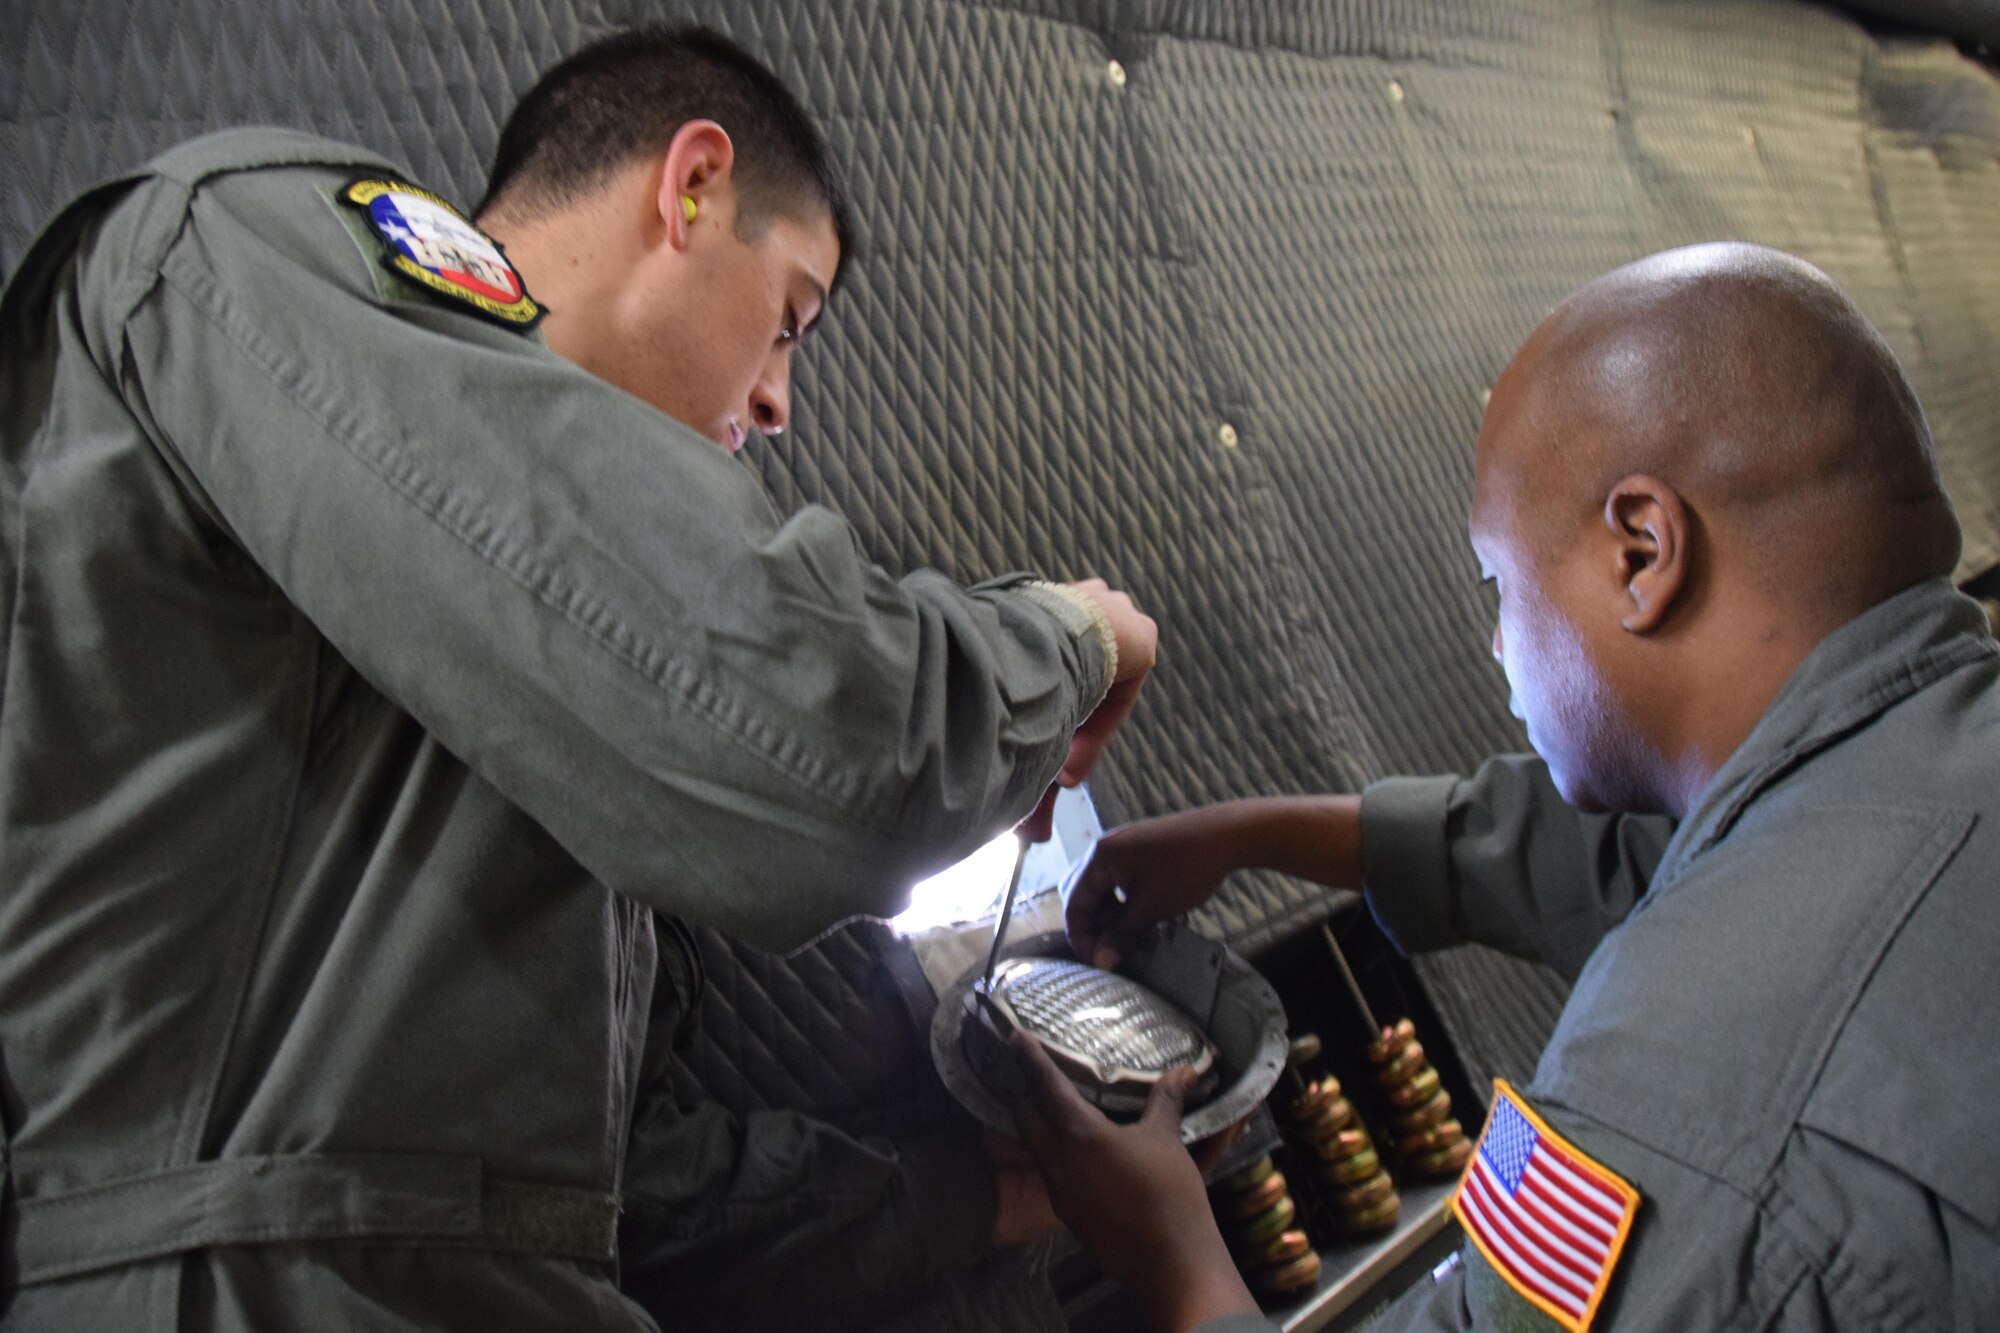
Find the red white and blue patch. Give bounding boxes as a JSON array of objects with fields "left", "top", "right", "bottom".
[
  {"left": 1451, "top": 1080, "right": 1639, "bottom": 1332},
  {"left": 340, "top": 178, "right": 542, "bottom": 327}
]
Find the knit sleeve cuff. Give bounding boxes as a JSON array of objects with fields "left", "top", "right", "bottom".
[{"left": 1015, "top": 580, "right": 1116, "bottom": 708}]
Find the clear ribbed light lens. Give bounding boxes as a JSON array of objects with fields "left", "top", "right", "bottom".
[{"left": 987, "top": 957, "right": 1213, "bottom": 1077}]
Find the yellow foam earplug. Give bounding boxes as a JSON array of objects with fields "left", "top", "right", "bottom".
[{"left": 682, "top": 195, "right": 698, "bottom": 223}]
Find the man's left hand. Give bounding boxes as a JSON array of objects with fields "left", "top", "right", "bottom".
[{"left": 1006, "top": 1033, "right": 1259, "bottom": 1332}]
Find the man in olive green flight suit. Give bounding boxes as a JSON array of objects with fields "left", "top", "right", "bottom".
[
  {"left": 1020, "top": 244, "right": 2000, "bottom": 1331},
  {"left": 0, "top": 27, "right": 1153, "bottom": 1333}
]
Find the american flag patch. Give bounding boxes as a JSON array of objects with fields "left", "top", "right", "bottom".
[{"left": 1450, "top": 1079, "right": 1639, "bottom": 1331}]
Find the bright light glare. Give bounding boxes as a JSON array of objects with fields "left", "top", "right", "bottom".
[
  {"left": 890, "top": 830, "right": 1019, "bottom": 934},
  {"left": 887, "top": 786, "right": 1103, "bottom": 937}
]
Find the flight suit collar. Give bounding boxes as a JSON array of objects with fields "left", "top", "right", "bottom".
[{"left": 1653, "top": 577, "right": 1996, "bottom": 891}]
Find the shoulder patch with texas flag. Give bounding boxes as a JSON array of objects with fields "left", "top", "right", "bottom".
[
  {"left": 1451, "top": 1079, "right": 1639, "bottom": 1332},
  {"left": 338, "top": 178, "right": 541, "bottom": 327}
]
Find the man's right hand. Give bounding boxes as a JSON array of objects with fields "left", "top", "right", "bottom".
[
  {"left": 1064, "top": 795, "right": 1366, "bottom": 969},
  {"left": 1058, "top": 579, "right": 1158, "bottom": 789},
  {"left": 1061, "top": 805, "right": 1255, "bottom": 970}
]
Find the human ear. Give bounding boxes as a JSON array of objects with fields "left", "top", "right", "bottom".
[
  {"left": 1605, "top": 474, "right": 1688, "bottom": 634},
  {"left": 656, "top": 119, "right": 736, "bottom": 250}
]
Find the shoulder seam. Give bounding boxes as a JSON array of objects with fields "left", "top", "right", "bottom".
[
  {"left": 148, "top": 128, "right": 405, "bottom": 195},
  {"left": 147, "top": 236, "right": 899, "bottom": 838}
]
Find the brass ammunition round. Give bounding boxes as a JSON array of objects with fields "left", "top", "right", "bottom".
[
  {"left": 1227, "top": 1172, "right": 1290, "bottom": 1218},
  {"left": 1296, "top": 1100, "right": 1357, "bottom": 1146},
  {"left": 1393, "top": 1090, "right": 1454, "bottom": 1132},
  {"left": 1336, "top": 1173, "right": 1397, "bottom": 1212},
  {"left": 1367, "top": 1018, "right": 1417, "bottom": 1065},
  {"left": 1343, "top": 1193, "right": 1402, "bottom": 1233},
  {"left": 1253, "top": 1253, "right": 1323, "bottom": 1296},
  {"left": 1286, "top": 1033, "right": 1324, "bottom": 1069},
  {"left": 1323, "top": 1127, "right": 1370, "bottom": 1159},
  {"left": 1386, "top": 1067, "right": 1441, "bottom": 1109},
  {"left": 1213, "top": 1155, "right": 1276, "bottom": 1196},
  {"left": 1411, "top": 1139, "right": 1475, "bottom": 1179},
  {"left": 1286, "top": 1083, "right": 1337, "bottom": 1122},
  {"left": 1375, "top": 1040, "right": 1427, "bottom": 1086},
  {"left": 1327, "top": 1146, "right": 1381, "bottom": 1184},
  {"left": 1243, "top": 1228, "right": 1313, "bottom": 1266},
  {"left": 1239, "top": 1195, "right": 1298, "bottom": 1245},
  {"left": 1397, "top": 1122, "right": 1464, "bottom": 1155}
]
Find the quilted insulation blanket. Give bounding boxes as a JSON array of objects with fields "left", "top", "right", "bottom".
[{"left": 6, "top": 2, "right": 1997, "bottom": 1328}]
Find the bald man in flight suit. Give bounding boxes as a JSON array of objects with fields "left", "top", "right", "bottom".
[{"left": 1018, "top": 243, "right": 1999, "bottom": 1332}]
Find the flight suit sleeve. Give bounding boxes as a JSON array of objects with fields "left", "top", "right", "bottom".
[
  {"left": 1358, "top": 756, "right": 1675, "bottom": 980},
  {"left": 75, "top": 158, "right": 1109, "bottom": 953}
]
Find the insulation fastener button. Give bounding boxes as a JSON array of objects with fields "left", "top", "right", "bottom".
[
  {"left": 1107, "top": 60, "right": 1128, "bottom": 88},
  {"left": 1218, "top": 422, "right": 1239, "bottom": 448}
]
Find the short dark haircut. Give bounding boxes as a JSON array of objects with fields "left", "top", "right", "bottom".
[{"left": 477, "top": 25, "right": 853, "bottom": 292}]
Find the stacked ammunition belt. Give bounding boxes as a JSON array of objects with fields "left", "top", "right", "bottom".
[
  {"left": 1207, "top": 994, "right": 1475, "bottom": 1306},
  {"left": 1208, "top": 1154, "right": 1321, "bottom": 1298},
  {"left": 1278, "top": 1036, "right": 1400, "bottom": 1236},
  {"left": 1367, "top": 1018, "right": 1472, "bottom": 1180}
]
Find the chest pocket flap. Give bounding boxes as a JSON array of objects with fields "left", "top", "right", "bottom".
[{"left": 1798, "top": 807, "right": 1994, "bottom": 1228}]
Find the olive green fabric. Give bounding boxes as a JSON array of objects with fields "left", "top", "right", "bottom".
[
  {"left": 0, "top": 128, "right": 1106, "bottom": 1331},
  {"left": 1352, "top": 581, "right": 2000, "bottom": 1329}
]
